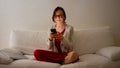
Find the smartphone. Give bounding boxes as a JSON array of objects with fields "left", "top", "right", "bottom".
[{"left": 50, "top": 29, "right": 57, "bottom": 34}]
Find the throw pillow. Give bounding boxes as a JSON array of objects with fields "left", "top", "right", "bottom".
[
  {"left": 96, "top": 46, "right": 120, "bottom": 61},
  {"left": 0, "top": 51, "right": 13, "bottom": 64},
  {"left": 0, "top": 48, "right": 27, "bottom": 60}
]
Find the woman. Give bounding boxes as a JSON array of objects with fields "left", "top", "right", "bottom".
[{"left": 34, "top": 6, "right": 79, "bottom": 64}]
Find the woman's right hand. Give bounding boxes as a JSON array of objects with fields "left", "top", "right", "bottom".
[{"left": 49, "top": 33, "right": 56, "bottom": 41}]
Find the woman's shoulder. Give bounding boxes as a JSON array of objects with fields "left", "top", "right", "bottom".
[{"left": 66, "top": 24, "right": 74, "bottom": 30}]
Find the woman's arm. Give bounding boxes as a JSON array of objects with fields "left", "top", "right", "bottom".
[
  {"left": 46, "top": 29, "right": 54, "bottom": 51},
  {"left": 61, "top": 26, "right": 74, "bottom": 52}
]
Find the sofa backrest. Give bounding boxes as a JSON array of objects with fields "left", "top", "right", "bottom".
[
  {"left": 9, "top": 30, "right": 48, "bottom": 55},
  {"left": 9, "top": 26, "right": 115, "bottom": 55},
  {"left": 73, "top": 26, "right": 115, "bottom": 55}
]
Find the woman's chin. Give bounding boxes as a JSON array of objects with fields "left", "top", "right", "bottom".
[{"left": 56, "top": 21, "right": 63, "bottom": 24}]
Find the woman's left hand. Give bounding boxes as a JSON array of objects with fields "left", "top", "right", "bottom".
[{"left": 55, "top": 32, "right": 64, "bottom": 40}]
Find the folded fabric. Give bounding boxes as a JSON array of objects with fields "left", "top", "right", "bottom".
[
  {"left": 96, "top": 46, "right": 120, "bottom": 61},
  {"left": 24, "top": 55, "right": 35, "bottom": 60},
  {"left": 0, "top": 51, "right": 13, "bottom": 64},
  {"left": 0, "top": 48, "right": 27, "bottom": 60}
]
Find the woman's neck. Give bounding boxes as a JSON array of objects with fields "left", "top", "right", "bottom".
[
  {"left": 55, "top": 22, "right": 66, "bottom": 32},
  {"left": 56, "top": 23, "right": 66, "bottom": 28}
]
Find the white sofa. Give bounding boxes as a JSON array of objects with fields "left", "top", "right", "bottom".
[{"left": 0, "top": 26, "right": 120, "bottom": 68}]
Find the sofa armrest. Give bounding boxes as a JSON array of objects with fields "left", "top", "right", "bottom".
[{"left": 96, "top": 46, "right": 120, "bottom": 61}]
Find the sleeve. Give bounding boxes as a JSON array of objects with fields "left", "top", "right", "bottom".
[
  {"left": 46, "top": 28, "right": 54, "bottom": 51},
  {"left": 61, "top": 26, "right": 74, "bottom": 52}
]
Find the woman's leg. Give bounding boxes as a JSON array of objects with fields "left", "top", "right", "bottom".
[
  {"left": 34, "top": 49, "right": 67, "bottom": 63},
  {"left": 63, "top": 51, "right": 79, "bottom": 64}
]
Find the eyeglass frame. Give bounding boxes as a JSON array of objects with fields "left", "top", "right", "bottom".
[{"left": 54, "top": 15, "right": 64, "bottom": 18}]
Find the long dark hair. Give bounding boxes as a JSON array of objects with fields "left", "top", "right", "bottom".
[{"left": 52, "top": 6, "right": 66, "bottom": 22}]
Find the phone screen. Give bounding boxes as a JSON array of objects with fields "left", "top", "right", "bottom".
[{"left": 51, "top": 29, "right": 57, "bottom": 34}]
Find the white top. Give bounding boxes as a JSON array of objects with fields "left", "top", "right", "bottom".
[{"left": 47, "top": 24, "right": 74, "bottom": 52}]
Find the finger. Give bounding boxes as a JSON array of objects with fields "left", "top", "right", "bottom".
[{"left": 57, "top": 32, "right": 60, "bottom": 34}]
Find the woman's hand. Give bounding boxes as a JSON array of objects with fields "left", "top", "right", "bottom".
[
  {"left": 49, "top": 32, "right": 63, "bottom": 41},
  {"left": 49, "top": 32, "right": 56, "bottom": 41},
  {"left": 54, "top": 32, "right": 64, "bottom": 41}
]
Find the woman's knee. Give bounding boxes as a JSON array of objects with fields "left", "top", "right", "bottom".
[
  {"left": 34, "top": 49, "right": 43, "bottom": 56},
  {"left": 68, "top": 51, "right": 78, "bottom": 56},
  {"left": 63, "top": 51, "right": 79, "bottom": 64},
  {"left": 68, "top": 51, "right": 79, "bottom": 61}
]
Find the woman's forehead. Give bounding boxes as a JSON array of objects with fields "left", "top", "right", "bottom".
[{"left": 55, "top": 10, "right": 64, "bottom": 15}]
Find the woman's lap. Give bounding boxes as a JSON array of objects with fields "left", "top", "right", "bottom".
[{"left": 34, "top": 49, "right": 67, "bottom": 63}]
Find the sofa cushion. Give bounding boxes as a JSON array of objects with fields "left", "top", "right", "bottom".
[
  {"left": 0, "top": 48, "right": 27, "bottom": 60},
  {"left": 61, "top": 54, "right": 110, "bottom": 68},
  {"left": 96, "top": 46, "right": 120, "bottom": 61},
  {"left": 73, "top": 26, "right": 115, "bottom": 55},
  {"left": 0, "top": 50, "right": 13, "bottom": 64},
  {"left": 9, "top": 30, "right": 48, "bottom": 55},
  {"left": 24, "top": 55, "right": 35, "bottom": 60},
  {"left": 10, "top": 59, "right": 60, "bottom": 68}
]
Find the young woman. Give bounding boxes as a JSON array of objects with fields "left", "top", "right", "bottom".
[{"left": 34, "top": 6, "right": 79, "bottom": 64}]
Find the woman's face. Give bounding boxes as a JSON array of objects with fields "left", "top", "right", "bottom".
[{"left": 54, "top": 10, "right": 65, "bottom": 24}]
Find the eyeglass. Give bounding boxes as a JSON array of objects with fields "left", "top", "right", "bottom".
[{"left": 54, "top": 15, "right": 64, "bottom": 18}]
